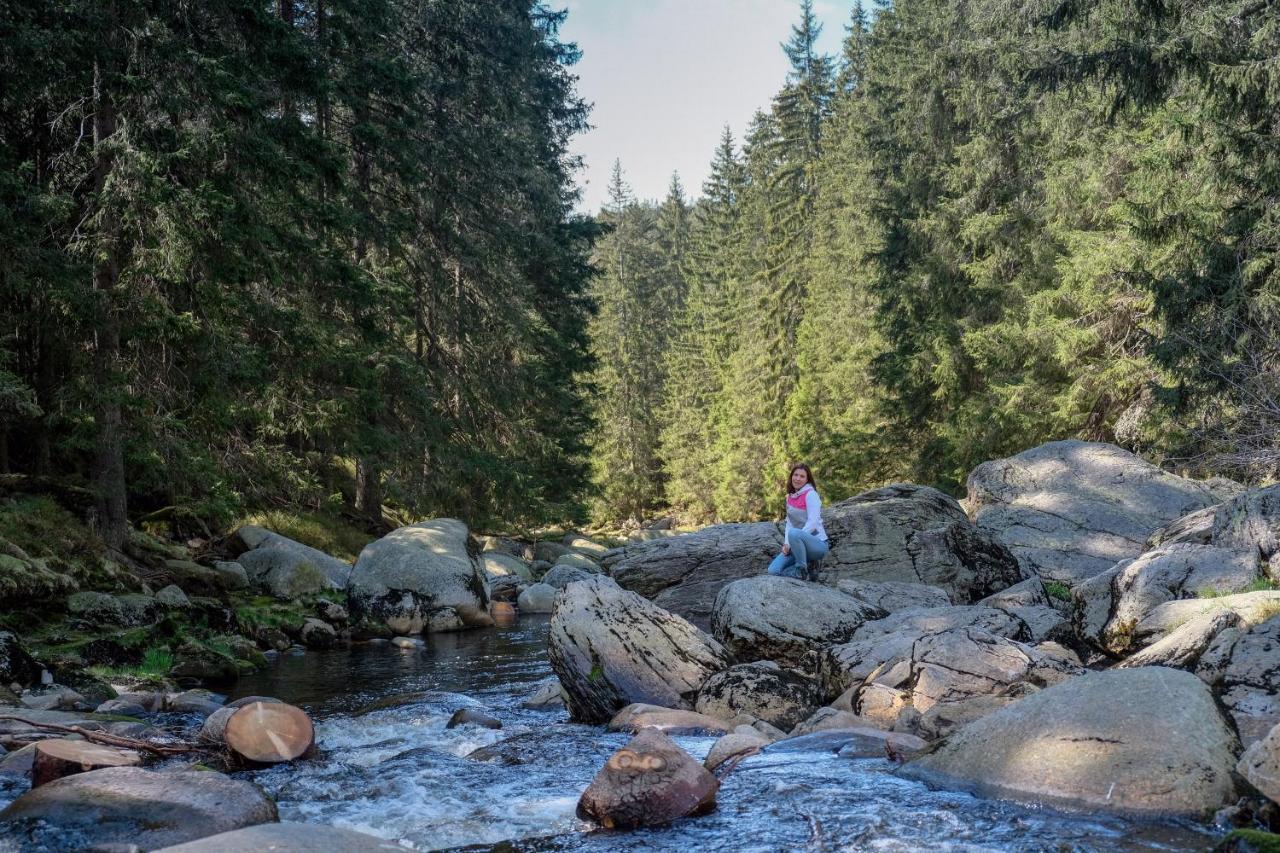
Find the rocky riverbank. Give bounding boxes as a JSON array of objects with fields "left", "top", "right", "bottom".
[{"left": 0, "top": 439, "right": 1278, "bottom": 849}]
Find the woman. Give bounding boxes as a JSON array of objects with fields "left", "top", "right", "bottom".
[{"left": 767, "top": 462, "right": 828, "bottom": 581}]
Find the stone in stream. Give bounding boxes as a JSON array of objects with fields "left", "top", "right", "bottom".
[
  {"left": 152, "top": 822, "right": 412, "bottom": 852},
  {"left": 347, "top": 519, "right": 491, "bottom": 635},
  {"left": 0, "top": 766, "right": 278, "bottom": 848},
  {"left": 964, "top": 440, "right": 1236, "bottom": 586},
  {"left": 607, "top": 703, "right": 731, "bottom": 736},
  {"left": 577, "top": 728, "right": 719, "bottom": 830},
  {"left": 900, "top": 667, "right": 1240, "bottom": 816},
  {"left": 300, "top": 617, "right": 338, "bottom": 649},
  {"left": 541, "top": 564, "right": 594, "bottom": 589},
  {"left": 481, "top": 551, "right": 534, "bottom": 582},
  {"left": 548, "top": 575, "right": 734, "bottom": 722},
  {"left": 447, "top": 708, "right": 502, "bottom": 729},
  {"left": 767, "top": 726, "right": 927, "bottom": 760},
  {"left": 520, "top": 678, "right": 566, "bottom": 711},
  {"left": 703, "top": 728, "right": 769, "bottom": 774},
  {"left": 516, "top": 582, "right": 556, "bottom": 613},
  {"left": 693, "top": 662, "right": 822, "bottom": 732},
  {"left": 554, "top": 552, "right": 601, "bottom": 571},
  {"left": 709, "top": 576, "right": 886, "bottom": 670}
]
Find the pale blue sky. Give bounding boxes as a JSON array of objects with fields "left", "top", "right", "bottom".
[{"left": 559, "top": 0, "right": 848, "bottom": 213}]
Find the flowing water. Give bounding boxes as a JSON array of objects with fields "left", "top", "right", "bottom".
[{"left": 0, "top": 616, "right": 1219, "bottom": 851}]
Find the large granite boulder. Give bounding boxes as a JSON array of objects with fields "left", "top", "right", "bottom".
[
  {"left": 709, "top": 576, "right": 885, "bottom": 669},
  {"left": 1131, "top": 590, "right": 1280, "bottom": 650},
  {"left": 693, "top": 662, "right": 822, "bottom": 731},
  {"left": 607, "top": 703, "right": 731, "bottom": 736},
  {"left": 901, "top": 667, "right": 1240, "bottom": 816},
  {"left": 1198, "top": 614, "right": 1280, "bottom": 747},
  {"left": 834, "top": 580, "right": 951, "bottom": 613},
  {"left": 1118, "top": 609, "right": 1244, "bottom": 671},
  {"left": 820, "top": 484, "right": 1026, "bottom": 604},
  {"left": 603, "top": 522, "right": 780, "bottom": 629},
  {"left": 822, "top": 625, "right": 1081, "bottom": 737},
  {"left": 542, "top": 564, "right": 594, "bottom": 589},
  {"left": 0, "top": 766, "right": 278, "bottom": 849},
  {"left": 1149, "top": 483, "right": 1280, "bottom": 561},
  {"left": 1073, "top": 543, "right": 1261, "bottom": 654},
  {"left": 965, "top": 440, "right": 1233, "bottom": 586},
  {"left": 548, "top": 576, "right": 734, "bottom": 722},
  {"left": 516, "top": 583, "right": 556, "bottom": 613},
  {"left": 577, "top": 729, "right": 718, "bottom": 829},
  {"left": 232, "top": 524, "right": 352, "bottom": 596},
  {"left": 977, "top": 578, "right": 1071, "bottom": 644},
  {"left": 346, "top": 519, "right": 489, "bottom": 635}
]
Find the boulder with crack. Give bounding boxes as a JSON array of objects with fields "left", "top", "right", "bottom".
[
  {"left": 693, "top": 661, "right": 822, "bottom": 732},
  {"left": 965, "top": 440, "right": 1236, "bottom": 586},
  {"left": 901, "top": 667, "right": 1240, "bottom": 816},
  {"left": 1197, "top": 614, "right": 1280, "bottom": 748},
  {"left": 820, "top": 484, "right": 1026, "bottom": 603},
  {"left": 709, "top": 575, "right": 885, "bottom": 669},
  {"left": 1072, "top": 543, "right": 1262, "bottom": 654},
  {"left": 549, "top": 576, "right": 734, "bottom": 722}
]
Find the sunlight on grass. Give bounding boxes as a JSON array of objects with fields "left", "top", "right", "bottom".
[{"left": 235, "top": 509, "right": 373, "bottom": 563}]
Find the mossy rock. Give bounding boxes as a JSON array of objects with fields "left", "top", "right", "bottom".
[
  {"left": 169, "top": 641, "right": 239, "bottom": 686},
  {"left": 1217, "top": 830, "right": 1280, "bottom": 853},
  {"left": 51, "top": 665, "right": 119, "bottom": 705}
]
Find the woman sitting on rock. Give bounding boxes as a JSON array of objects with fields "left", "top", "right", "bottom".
[{"left": 767, "top": 462, "right": 828, "bottom": 581}]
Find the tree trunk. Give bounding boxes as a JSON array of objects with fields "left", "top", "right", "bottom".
[
  {"left": 31, "top": 739, "right": 141, "bottom": 788},
  {"left": 355, "top": 456, "right": 382, "bottom": 526},
  {"left": 219, "top": 701, "right": 315, "bottom": 764},
  {"left": 91, "top": 57, "right": 128, "bottom": 550}
]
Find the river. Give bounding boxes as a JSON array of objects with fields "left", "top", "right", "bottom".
[{"left": 219, "top": 616, "right": 1215, "bottom": 852}]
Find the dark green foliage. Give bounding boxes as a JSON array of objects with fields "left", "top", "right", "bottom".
[{"left": 0, "top": 0, "right": 595, "bottom": 534}]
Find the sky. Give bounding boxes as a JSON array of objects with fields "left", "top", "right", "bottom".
[{"left": 559, "top": 0, "right": 848, "bottom": 213}]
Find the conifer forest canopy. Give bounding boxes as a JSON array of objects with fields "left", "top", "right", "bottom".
[{"left": 1, "top": 0, "right": 1277, "bottom": 535}]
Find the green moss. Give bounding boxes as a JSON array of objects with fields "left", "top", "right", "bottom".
[
  {"left": 1216, "top": 829, "right": 1280, "bottom": 853},
  {"left": 1044, "top": 581, "right": 1072, "bottom": 602},
  {"left": 1198, "top": 578, "right": 1280, "bottom": 598},
  {"left": 235, "top": 509, "right": 372, "bottom": 563}
]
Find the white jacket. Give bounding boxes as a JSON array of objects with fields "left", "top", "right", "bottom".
[{"left": 784, "top": 484, "right": 827, "bottom": 542}]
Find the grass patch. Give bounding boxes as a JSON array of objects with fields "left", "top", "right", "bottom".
[
  {"left": 1044, "top": 581, "right": 1072, "bottom": 602},
  {"left": 87, "top": 644, "right": 175, "bottom": 683},
  {"left": 1216, "top": 829, "right": 1280, "bottom": 853},
  {"left": 1197, "top": 577, "right": 1280, "bottom": 598},
  {"left": 235, "top": 509, "right": 372, "bottom": 563}
]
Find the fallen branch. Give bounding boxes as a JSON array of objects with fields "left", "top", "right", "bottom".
[{"left": 0, "top": 715, "right": 203, "bottom": 758}]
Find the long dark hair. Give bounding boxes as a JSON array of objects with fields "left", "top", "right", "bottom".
[{"left": 786, "top": 462, "right": 816, "bottom": 496}]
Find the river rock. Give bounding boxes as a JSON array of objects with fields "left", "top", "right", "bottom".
[
  {"left": 347, "top": 519, "right": 489, "bottom": 635},
  {"left": 534, "top": 540, "right": 575, "bottom": 564},
  {"left": 769, "top": 726, "right": 928, "bottom": 760},
  {"left": 21, "top": 685, "right": 87, "bottom": 711},
  {"left": 299, "top": 617, "right": 338, "bottom": 650},
  {"left": 977, "top": 578, "right": 1071, "bottom": 644},
  {"left": 704, "top": 729, "right": 768, "bottom": 773},
  {"left": 1079, "top": 544, "right": 1261, "bottom": 653},
  {"left": 169, "top": 642, "right": 239, "bottom": 686},
  {"left": 604, "top": 521, "right": 780, "bottom": 629},
  {"left": 156, "top": 584, "right": 191, "bottom": 608},
  {"left": 608, "top": 703, "right": 731, "bottom": 736},
  {"left": 834, "top": 580, "right": 951, "bottom": 613},
  {"left": 447, "top": 708, "right": 501, "bottom": 729},
  {"left": 66, "top": 591, "right": 131, "bottom": 626},
  {"left": 548, "top": 575, "right": 734, "bottom": 722},
  {"left": 0, "top": 631, "right": 44, "bottom": 687},
  {"left": 1198, "top": 615, "right": 1280, "bottom": 747},
  {"left": 95, "top": 698, "right": 149, "bottom": 717},
  {"left": 232, "top": 524, "right": 351, "bottom": 591},
  {"left": 820, "top": 621, "right": 1081, "bottom": 736},
  {"left": 1118, "top": 609, "right": 1243, "bottom": 670},
  {"left": 577, "top": 729, "right": 719, "bottom": 829},
  {"left": 212, "top": 560, "right": 250, "bottom": 590},
  {"left": 822, "top": 484, "right": 1026, "bottom": 603},
  {"left": 554, "top": 552, "right": 600, "bottom": 571},
  {"left": 520, "top": 678, "right": 567, "bottom": 710},
  {"left": 168, "top": 689, "right": 225, "bottom": 716},
  {"left": 710, "top": 576, "right": 885, "bottom": 669},
  {"left": 487, "top": 574, "right": 523, "bottom": 602},
  {"left": 902, "top": 667, "right": 1240, "bottom": 816},
  {"left": 517, "top": 582, "right": 556, "bottom": 613},
  {"left": 694, "top": 662, "right": 821, "bottom": 731},
  {"left": 0, "top": 766, "right": 278, "bottom": 848},
  {"left": 565, "top": 534, "right": 610, "bottom": 559},
  {"left": 1149, "top": 483, "right": 1280, "bottom": 556},
  {"left": 481, "top": 552, "right": 533, "bottom": 582},
  {"left": 789, "top": 707, "right": 872, "bottom": 736},
  {"left": 153, "top": 822, "right": 412, "bottom": 852},
  {"left": 542, "top": 564, "right": 594, "bottom": 589},
  {"left": 1132, "top": 590, "right": 1280, "bottom": 650},
  {"left": 1237, "top": 723, "right": 1280, "bottom": 806},
  {"left": 964, "top": 440, "right": 1232, "bottom": 586}
]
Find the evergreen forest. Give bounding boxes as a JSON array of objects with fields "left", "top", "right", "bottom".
[
  {"left": 2, "top": 0, "right": 1278, "bottom": 536},
  {"left": 587, "top": 0, "right": 1280, "bottom": 524}
]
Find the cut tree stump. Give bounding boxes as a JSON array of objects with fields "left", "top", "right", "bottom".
[
  {"left": 219, "top": 701, "right": 314, "bottom": 764},
  {"left": 31, "top": 739, "right": 142, "bottom": 787}
]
